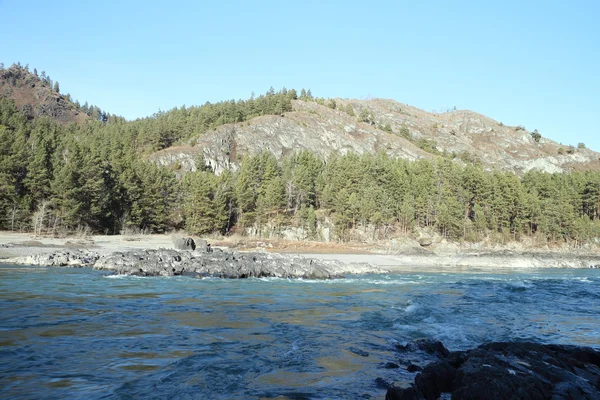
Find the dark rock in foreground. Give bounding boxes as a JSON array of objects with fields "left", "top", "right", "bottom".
[
  {"left": 386, "top": 340, "right": 600, "bottom": 400},
  {"left": 4, "top": 248, "right": 385, "bottom": 279}
]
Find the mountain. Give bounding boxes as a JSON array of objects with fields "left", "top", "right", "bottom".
[{"left": 150, "top": 98, "right": 600, "bottom": 175}]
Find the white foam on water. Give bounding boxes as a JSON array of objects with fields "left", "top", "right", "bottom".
[
  {"left": 254, "top": 276, "right": 424, "bottom": 285},
  {"left": 342, "top": 278, "right": 422, "bottom": 285},
  {"left": 405, "top": 303, "right": 420, "bottom": 313},
  {"left": 509, "top": 280, "right": 534, "bottom": 289},
  {"left": 104, "top": 274, "right": 130, "bottom": 279},
  {"left": 400, "top": 300, "right": 420, "bottom": 313},
  {"left": 104, "top": 274, "right": 150, "bottom": 280},
  {"left": 392, "top": 323, "right": 419, "bottom": 332}
]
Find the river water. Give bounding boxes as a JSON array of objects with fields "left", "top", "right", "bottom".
[{"left": 1, "top": 264, "right": 599, "bottom": 399}]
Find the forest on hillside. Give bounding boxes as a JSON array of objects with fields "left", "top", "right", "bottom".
[{"left": 1, "top": 63, "right": 600, "bottom": 246}]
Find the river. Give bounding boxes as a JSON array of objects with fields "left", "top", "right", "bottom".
[{"left": 1, "top": 264, "right": 599, "bottom": 399}]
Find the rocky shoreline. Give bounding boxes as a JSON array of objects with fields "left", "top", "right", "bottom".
[
  {"left": 1, "top": 247, "right": 387, "bottom": 279},
  {"left": 1, "top": 232, "right": 600, "bottom": 273},
  {"left": 383, "top": 339, "right": 600, "bottom": 399}
]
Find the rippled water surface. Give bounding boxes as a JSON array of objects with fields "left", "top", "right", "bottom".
[{"left": 1, "top": 264, "right": 599, "bottom": 399}]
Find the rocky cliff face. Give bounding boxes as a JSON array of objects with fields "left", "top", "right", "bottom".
[
  {"left": 150, "top": 99, "right": 432, "bottom": 175},
  {"left": 150, "top": 98, "right": 600, "bottom": 175}
]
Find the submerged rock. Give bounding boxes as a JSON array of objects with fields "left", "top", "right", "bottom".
[
  {"left": 386, "top": 341, "right": 600, "bottom": 400},
  {"left": 395, "top": 338, "right": 450, "bottom": 359}
]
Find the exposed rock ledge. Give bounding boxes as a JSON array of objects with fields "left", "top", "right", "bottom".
[
  {"left": 3, "top": 248, "right": 387, "bottom": 279},
  {"left": 6, "top": 250, "right": 101, "bottom": 267},
  {"left": 384, "top": 339, "right": 600, "bottom": 399}
]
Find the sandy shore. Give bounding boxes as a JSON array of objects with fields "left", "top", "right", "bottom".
[
  {"left": 0, "top": 232, "right": 175, "bottom": 258},
  {"left": 299, "top": 252, "right": 600, "bottom": 271},
  {"left": 1, "top": 232, "right": 599, "bottom": 270}
]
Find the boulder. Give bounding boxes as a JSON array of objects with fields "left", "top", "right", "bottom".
[
  {"left": 395, "top": 339, "right": 450, "bottom": 358},
  {"left": 386, "top": 341, "right": 600, "bottom": 400},
  {"left": 193, "top": 239, "right": 212, "bottom": 252},
  {"left": 417, "top": 237, "right": 433, "bottom": 247},
  {"left": 173, "top": 237, "right": 196, "bottom": 251}
]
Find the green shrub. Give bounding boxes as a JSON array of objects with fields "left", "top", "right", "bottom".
[{"left": 398, "top": 125, "right": 410, "bottom": 139}]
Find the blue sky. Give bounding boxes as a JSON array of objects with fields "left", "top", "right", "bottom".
[{"left": 1, "top": 0, "right": 599, "bottom": 150}]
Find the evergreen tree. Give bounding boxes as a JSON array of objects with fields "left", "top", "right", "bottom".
[
  {"left": 213, "top": 169, "right": 236, "bottom": 233},
  {"left": 345, "top": 104, "right": 355, "bottom": 116},
  {"left": 182, "top": 171, "right": 219, "bottom": 235},
  {"left": 256, "top": 176, "right": 285, "bottom": 224},
  {"left": 24, "top": 118, "right": 58, "bottom": 205},
  {"left": 235, "top": 155, "right": 262, "bottom": 227},
  {"left": 51, "top": 143, "right": 84, "bottom": 230}
]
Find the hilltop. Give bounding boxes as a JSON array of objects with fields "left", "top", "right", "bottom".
[{"left": 0, "top": 63, "right": 112, "bottom": 124}]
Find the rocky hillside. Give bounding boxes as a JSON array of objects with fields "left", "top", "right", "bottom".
[
  {"left": 150, "top": 98, "right": 600, "bottom": 175},
  {"left": 0, "top": 63, "right": 88, "bottom": 124},
  {"left": 342, "top": 98, "right": 600, "bottom": 173},
  {"left": 150, "top": 100, "right": 433, "bottom": 175},
  {"left": 2, "top": 63, "right": 597, "bottom": 175}
]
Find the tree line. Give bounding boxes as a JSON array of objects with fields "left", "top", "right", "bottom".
[{"left": 181, "top": 151, "right": 600, "bottom": 246}]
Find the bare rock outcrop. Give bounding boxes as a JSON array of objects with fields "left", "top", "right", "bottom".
[
  {"left": 6, "top": 250, "right": 100, "bottom": 267},
  {"left": 385, "top": 340, "right": 600, "bottom": 400},
  {"left": 93, "top": 248, "right": 384, "bottom": 278},
  {"left": 4, "top": 248, "right": 387, "bottom": 279}
]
